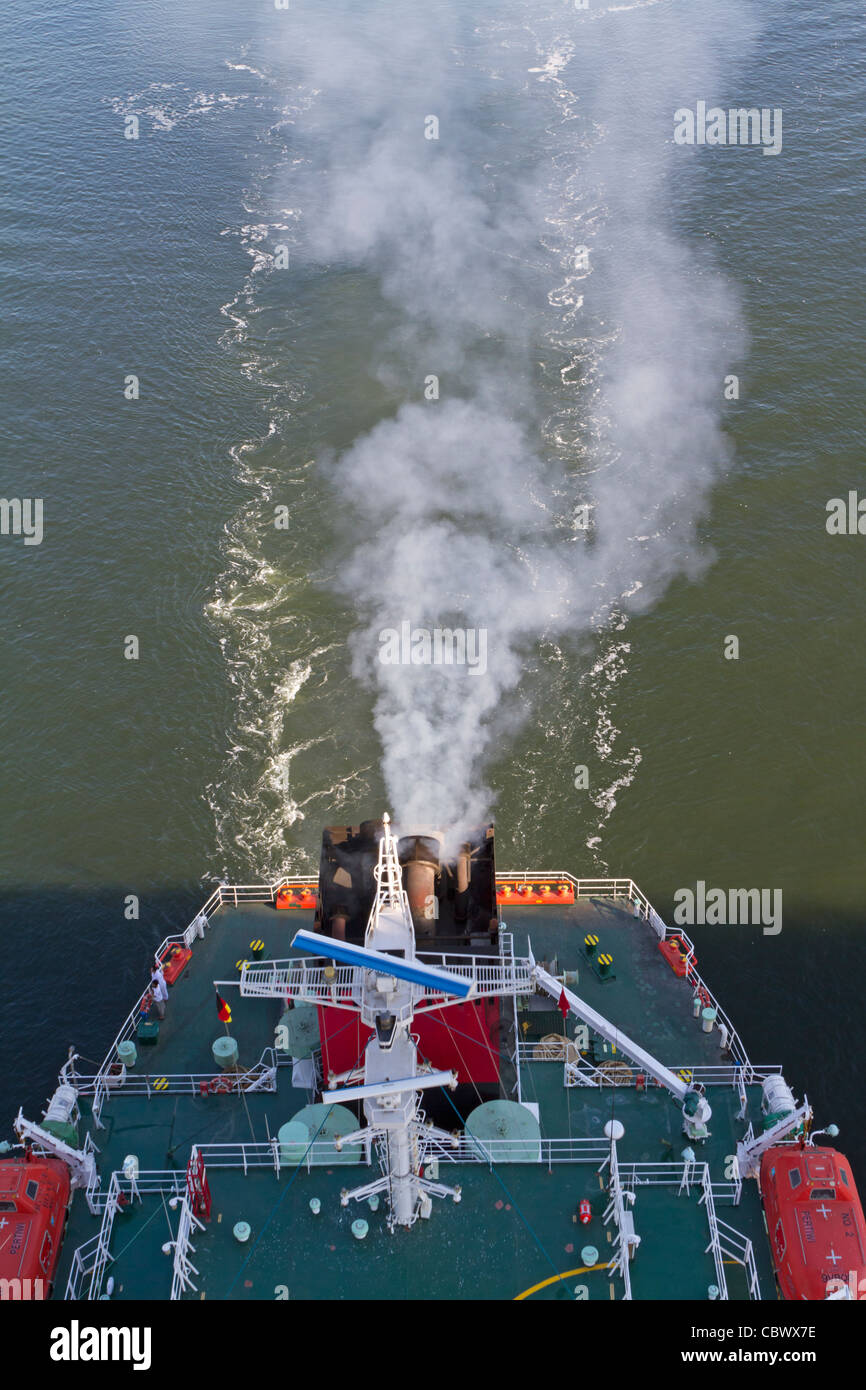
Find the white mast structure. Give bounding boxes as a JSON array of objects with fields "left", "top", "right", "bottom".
[
  {"left": 242, "top": 813, "right": 532, "bottom": 1231},
  {"left": 315, "top": 812, "right": 466, "bottom": 1228}
]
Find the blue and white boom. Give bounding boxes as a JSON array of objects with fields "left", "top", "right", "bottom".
[{"left": 290, "top": 929, "right": 476, "bottom": 1000}]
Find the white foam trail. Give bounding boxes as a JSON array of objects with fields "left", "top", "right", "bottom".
[{"left": 104, "top": 84, "right": 261, "bottom": 132}]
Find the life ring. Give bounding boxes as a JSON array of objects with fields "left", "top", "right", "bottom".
[{"left": 208, "top": 1076, "right": 234, "bottom": 1095}]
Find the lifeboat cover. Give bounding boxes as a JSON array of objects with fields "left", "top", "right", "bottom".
[
  {"left": 760, "top": 1145, "right": 866, "bottom": 1300},
  {"left": 0, "top": 1156, "right": 70, "bottom": 1296}
]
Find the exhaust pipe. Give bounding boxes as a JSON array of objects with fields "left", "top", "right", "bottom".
[{"left": 398, "top": 833, "right": 442, "bottom": 938}]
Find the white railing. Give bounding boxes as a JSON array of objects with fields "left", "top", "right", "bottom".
[
  {"left": 221, "top": 877, "right": 316, "bottom": 908},
  {"left": 183, "top": 1134, "right": 614, "bottom": 1173},
  {"left": 82, "top": 1168, "right": 187, "bottom": 1216},
  {"left": 716, "top": 1217, "right": 761, "bottom": 1299},
  {"left": 238, "top": 953, "right": 534, "bottom": 1006},
  {"left": 197, "top": 1140, "right": 281, "bottom": 1174},
  {"left": 195, "top": 1138, "right": 366, "bottom": 1175},
  {"left": 433, "top": 1135, "right": 613, "bottom": 1166},
  {"left": 82, "top": 1132, "right": 102, "bottom": 1215},
  {"left": 711, "top": 1177, "right": 743, "bottom": 1208},
  {"left": 170, "top": 1194, "right": 204, "bottom": 1300},
  {"left": 499, "top": 930, "right": 524, "bottom": 1102},
  {"left": 64, "top": 1232, "right": 103, "bottom": 1301},
  {"left": 73, "top": 1050, "right": 278, "bottom": 1099},
  {"left": 603, "top": 1140, "right": 636, "bottom": 1300},
  {"left": 701, "top": 1168, "right": 759, "bottom": 1298},
  {"left": 82, "top": 1171, "right": 121, "bottom": 1301},
  {"left": 238, "top": 957, "right": 357, "bottom": 1004},
  {"left": 617, "top": 1161, "right": 689, "bottom": 1189},
  {"left": 557, "top": 1055, "right": 782, "bottom": 1088},
  {"left": 701, "top": 1166, "right": 729, "bottom": 1300},
  {"left": 736, "top": 1066, "right": 749, "bottom": 1119},
  {"left": 498, "top": 872, "right": 636, "bottom": 899},
  {"left": 66, "top": 1168, "right": 188, "bottom": 1298},
  {"left": 703, "top": 1171, "right": 760, "bottom": 1298}
]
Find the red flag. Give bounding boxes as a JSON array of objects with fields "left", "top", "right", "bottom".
[
  {"left": 557, "top": 988, "right": 569, "bottom": 1022},
  {"left": 215, "top": 991, "right": 232, "bottom": 1024}
]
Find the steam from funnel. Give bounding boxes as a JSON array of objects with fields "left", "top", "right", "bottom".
[{"left": 275, "top": 2, "right": 757, "bottom": 833}]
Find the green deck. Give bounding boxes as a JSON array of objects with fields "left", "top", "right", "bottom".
[{"left": 52, "top": 893, "right": 779, "bottom": 1301}]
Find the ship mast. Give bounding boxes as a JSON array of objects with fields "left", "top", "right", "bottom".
[{"left": 317, "top": 813, "right": 464, "bottom": 1228}]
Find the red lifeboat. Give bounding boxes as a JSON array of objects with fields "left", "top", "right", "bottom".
[
  {"left": 0, "top": 1154, "right": 71, "bottom": 1299},
  {"left": 760, "top": 1145, "right": 866, "bottom": 1300}
]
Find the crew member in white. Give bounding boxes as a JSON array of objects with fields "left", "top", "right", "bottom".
[{"left": 150, "top": 963, "right": 169, "bottom": 1020}]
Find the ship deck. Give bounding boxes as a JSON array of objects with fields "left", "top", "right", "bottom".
[{"left": 52, "top": 891, "right": 779, "bottom": 1302}]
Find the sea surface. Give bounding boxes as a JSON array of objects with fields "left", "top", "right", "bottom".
[{"left": 2, "top": 0, "right": 864, "bottom": 1182}]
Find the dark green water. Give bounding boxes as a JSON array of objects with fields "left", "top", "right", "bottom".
[{"left": 2, "top": 0, "right": 864, "bottom": 1178}]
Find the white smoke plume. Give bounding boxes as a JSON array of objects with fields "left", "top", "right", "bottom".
[{"left": 273, "top": 0, "right": 758, "bottom": 831}]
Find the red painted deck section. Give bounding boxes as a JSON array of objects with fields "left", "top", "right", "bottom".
[{"left": 318, "top": 999, "right": 500, "bottom": 1085}]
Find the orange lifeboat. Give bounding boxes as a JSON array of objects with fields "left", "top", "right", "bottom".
[
  {"left": 0, "top": 1154, "right": 70, "bottom": 1298},
  {"left": 760, "top": 1145, "right": 866, "bottom": 1300}
]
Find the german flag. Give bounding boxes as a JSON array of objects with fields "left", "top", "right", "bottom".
[{"left": 215, "top": 991, "right": 232, "bottom": 1024}]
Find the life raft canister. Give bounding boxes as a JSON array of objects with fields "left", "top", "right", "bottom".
[
  {"left": 160, "top": 944, "right": 191, "bottom": 985},
  {"left": 276, "top": 884, "right": 317, "bottom": 910},
  {"left": 496, "top": 879, "right": 575, "bottom": 905}
]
